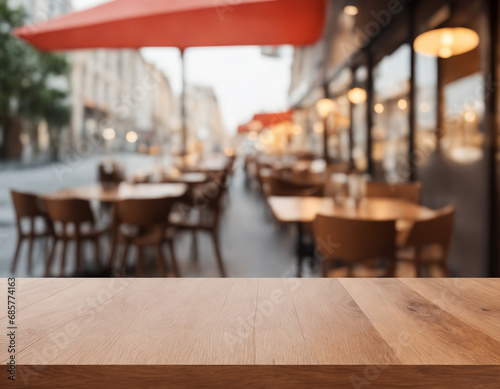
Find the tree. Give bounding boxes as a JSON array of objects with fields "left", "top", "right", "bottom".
[{"left": 0, "top": 0, "right": 70, "bottom": 160}]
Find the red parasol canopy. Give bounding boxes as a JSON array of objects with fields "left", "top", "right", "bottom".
[
  {"left": 238, "top": 110, "right": 294, "bottom": 133},
  {"left": 253, "top": 110, "right": 294, "bottom": 128},
  {"left": 13, "top": 0, "right": 325, "bottom": 153},
  {"left": 13, "top": 0, "right": 326, "bottom": 51}
]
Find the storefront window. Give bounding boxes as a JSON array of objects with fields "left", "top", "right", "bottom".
[
  {"left": 351, "top": 66, "right": 368, "bottom": 172},
  {"left": 373, "top": 44, "right": 411, "bottom": 181},
  {"left": 415, "top": 53, "right": 438, "bottom": 161},
  {"left": 331, "top": 95, "right": 350, "bottom": 162},
  {"left": 442, "top": 72, "right": 484, "bottom": 164}
]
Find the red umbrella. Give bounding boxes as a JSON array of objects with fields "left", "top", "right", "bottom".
[
  {"left": 253, "top": 110, "right": 294, "bottom": 128},
  {"left": 14, "top": 0, "right": 326, "bottom": 151},
  {"left": 238, "top": 110, "right": 294, "bottom": 134}
]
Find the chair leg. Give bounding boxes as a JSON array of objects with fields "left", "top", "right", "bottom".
[
  {"left": 191, "top": 229, "right": 198, "bottom": 261},
  {"left": 156, "top": 244, "right": 167, "bottom": 277},
  {"left": 136, "top": 246, "right": 144, "bottom": 277},
  {"left": 75, "top": 239, "right": 82, "bottom": 275},
  {"left": 11, "top": 237, "right": 24, "bottom": 273},
  {"left": 415, "top": 248, "right": 423, "bottom": 278},
  {"left": 321, "top": 258, "right": 329, "bottom": 277},
  {"left": 108, "top": 234, "right": 118, "bottom": 271},
  {"left": 94, "top": 238, "right": 102, "bottom": 267},
  {"left": 60, "top": 239, "right": 68, "bottom": 277},
  {"left": 387, "top": 258, "right": 396, "bottom": 278},
  {"left": 167, "top": 240, "right": 180, "bottom": 278},
  {"left": 43, "top": 237, "right": 50, "bottom": 259},
  {"left": 211, "top": 231, "right": 226, "bottom": 277},
  {"left": 120, "top": 243, "right": 130, "bottom": 277},
  {"left": 45, "top": 238, "right": 58, "bottom": 277},
  {"left": 27, "top": 236, "right": 34, "bottom": 274},
  {"left": 440, "top": 263, "right": 450, "bottom": 277}
]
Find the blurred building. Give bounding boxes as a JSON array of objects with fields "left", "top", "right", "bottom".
[
  {"left": 70, "top": 49, "right": 177, "bottom": 151},
  {"left": 9, "top": 0, "right": 177, "bottom": 154},
  {"left": 185, "top": 85, "right": 227, "bottom": 154},
  {"left": 9, "top": 0, "right": 72, "bottom": 22},
  {"left": 9, "top": 0, "right": 226, "bottom": 157},
  {"left": 286, "top": 0, "right": 500, "bottom": 277}
]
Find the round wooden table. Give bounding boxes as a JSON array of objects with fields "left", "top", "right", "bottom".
[
  {"left": 43, "top": 183, "right": 188, "bottom": 273},
  {"left": 267, "top": 196, "right": 438, "bottom": 277},
  {"left": 44, "top": 183, "right": 188, "bottom": 202},
  {"left": 267, "top": 197, "right": 437, "bottom": 223},
  {"left": 157, "top": 172, "right": 207, "bottom": 185}
]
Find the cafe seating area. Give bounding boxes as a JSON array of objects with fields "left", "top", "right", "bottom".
[
  {"left": 8, "top": 154, "right": 237, "bottom": 278},
  {"left": 7, "top": 150, "right": 456, "bottom": 280},
  {"left": 245, "top": 152, "right": 455, "bottom": 278},
  {"left": 3, "top": 0, "right": 500, "bottom": 386}
]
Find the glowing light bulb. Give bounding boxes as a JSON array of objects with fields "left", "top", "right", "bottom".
[
  {"left": 374, "top": 103, "right": 384, "bottom": 114},
  {"left": 344, "top": 5, "right": 358, "bottom": 16}
]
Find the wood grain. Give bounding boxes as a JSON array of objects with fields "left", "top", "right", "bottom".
[
  {"left": 287, "top": 278, "right": 400, "bottom": 365},
  {"left": 2, "top": 366, "right": 500, "bottom": 389},
  {"left": 0, "top": 278, "right": 499, "bottom": 388},
  {"left": 340, "top": 278, "right": 500, "bottom": 365}
]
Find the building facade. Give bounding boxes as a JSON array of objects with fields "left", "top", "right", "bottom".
[
  {"left": 8, "top": 0, "right": 226, "bottom": 158},
  {"left": 70, "top": 49, "right": 176, "bottom": 151},
  {"left": 9, "top": 0, "right": 178, "bottom": 155},
  {"left": 184, "top": 85, "right": 227, "bottom": 155},
  {"left": 288, "top": 0, "right": 500, "bottom": 277}
]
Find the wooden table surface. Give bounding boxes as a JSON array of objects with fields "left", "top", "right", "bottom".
[
  {"left": 158, "top": 172, "right": 207, "bottom": 184},
  {"left": 43, "top": 183, "right": 187, "bottom": 203},
  {"left": 268, "top": 196, "right": 437, "bottom": 223},
  {"left": 1, "top": 278, "right": 499, "bottom": 388}
]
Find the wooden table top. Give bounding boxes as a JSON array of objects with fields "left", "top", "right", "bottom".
[
  {"left": 131, "top": 169, "right": 208, "bottom": 185},
  {"left": 268, "top": 196, "right": 437, "bottom": 223},
  {"left": 159, "top": 172, "right": 207, "bottom": 184},
  {"left": 175, "top": 154, "right": 228, "bottom": 173},
  {"left": 1, "top": 278, "right": 499, "bottom": 387},
  {"left": 43, "top": 183, "right": 187, "bottom": 203}
]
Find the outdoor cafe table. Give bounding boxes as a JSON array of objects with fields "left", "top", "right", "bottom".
[
  {"left": 41, "top": 183, "right": 188, "bottom": 274},
  {"left": 1, "top": 278, "right": 499, "bottom": 388},
  {"left": 267, "top": 197, "right": 438, "bottom": 277},
  {"left": 176, "top": 155, "right": 228, "bottom": 173},
  {"left": 152, "top": 172, "right": 208, "bottom": 185},
  {"left": 43, "top": 182, "right": 187, "bottom": 203}
]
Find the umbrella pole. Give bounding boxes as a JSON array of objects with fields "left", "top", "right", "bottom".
[{"left": 181, "top": 48, "right": 187, "bottom": 155}]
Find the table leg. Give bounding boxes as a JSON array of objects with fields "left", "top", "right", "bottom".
[
  {"left": 107, "top": 204, "right": 118, "bottom": 273},
  {"left": 296, "top": 222, "right": 305, "bottom": 277}
]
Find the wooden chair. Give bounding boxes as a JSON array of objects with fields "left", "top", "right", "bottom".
[
  {"left": 10, "top": 190, "right": 52, "bottom": 274},
  {"left": 43, "top": 198, "right": 106, "bottom": 277},
  {"left": 267, "top": 175, "right": 323, "bottom": 197},
  {"left": 365, "top": 181, "right": 422, "bottom": 204},
  {"left": 170, "top": 170, "right": 228, "bottom": 277},
  {"left": 111, "top": 197, "right": 178, "bottom": 277},
  {"left": 256, "top": 161, "right": 274, "bottom": 195},
  {"left": 396, "top": 206, "right": 455, "bottom": 277},
  {"left": 313, "top": 215, "right": 397, "bottom": 277},
  {"left": 326, "top": 162, "right": 351, "bottom": 176},
  {"left": 98, "top": 161, "right": 125, "bottom": 187}
]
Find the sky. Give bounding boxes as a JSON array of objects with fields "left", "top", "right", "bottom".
[{"left": 72, "top": 0, "right": 293, "bottom": 134}]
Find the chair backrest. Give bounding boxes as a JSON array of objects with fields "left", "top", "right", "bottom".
[
  {"left": 326, "top": 162, "right": 351, "bottom": 176},
  {"left": 114, "top": 197, "right": 175, "bottom": 227},
  {"left": 404, "top": 206, "right": 455, "bottom": 250},
  {"left": 43, "top": 198, "right": 95, "bottom": 225},
  {"left": 313, "top": 215, "right": 397, "bottom": 265},
  {"left": 98, "top": 162, "right": 124, "bottom": 185},
  {"left": 268, "top": 175, "right": 323, "bottom": 197},
  {"left": 11, "top": 190, "right": 46, "bottom": 218},
  {"left": 366, "top": 181, "right": 422, "bottom": 204}
]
